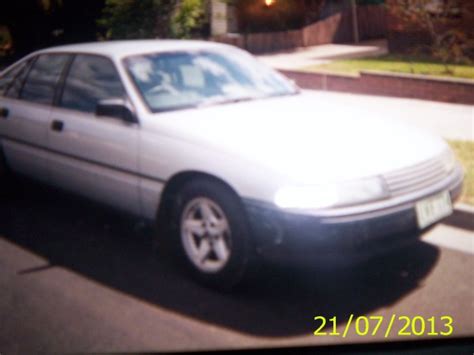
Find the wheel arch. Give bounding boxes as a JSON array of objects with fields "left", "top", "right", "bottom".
[{"left": 156, "top": 170, "right": 243, "bottom": 227}]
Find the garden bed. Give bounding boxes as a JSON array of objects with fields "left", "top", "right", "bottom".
[{"left": 303, "top": 55, "right": 474, "bottom": 80}]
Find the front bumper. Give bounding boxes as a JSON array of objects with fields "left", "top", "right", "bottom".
[{"left": 243, "top": 165, "right": 463, "bottom": 263}]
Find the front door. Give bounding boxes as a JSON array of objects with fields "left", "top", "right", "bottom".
[{"left": 47, "top": 54, "right": 141, "bottom": 215}]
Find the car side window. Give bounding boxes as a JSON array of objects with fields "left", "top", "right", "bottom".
[
  {"left": 0, "top": 59, "right": 32, "bottom": 98},
  {"left": 20, "top": 54, "right": 70, "bottom": 105},
  {"left": 60, "top": 55, "right": 125, "bottom": 113}
]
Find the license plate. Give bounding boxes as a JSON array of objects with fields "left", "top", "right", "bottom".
[{"left": 415, "top": 191, "right": 453, "bottom": 229}]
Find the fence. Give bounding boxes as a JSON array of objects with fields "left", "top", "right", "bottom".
[{"left": 214, "top": 5, "right": 387, "bottom": 53}]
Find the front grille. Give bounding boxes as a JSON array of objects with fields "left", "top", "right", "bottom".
[{"left": 384, "top": 155, "right": 449, "bottom": 197}]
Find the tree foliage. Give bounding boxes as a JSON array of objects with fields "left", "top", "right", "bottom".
[
  {"left": 98, "top": 0, "right": 205, "bottom": 40},
  {"left": 389, "top": 0, "right": 474, "bottom": 67},
  {"left": 170, "top": 0, "right": 206, "bottom": 39},
  {"left": 98, "top": 0, "right": 173, "bottom": 39},
  {"left": 0, "top": 0, "right": 62, "bottom": 57},
  {"left": 1, "top": 0, "right": 103, "bottom": 61}
]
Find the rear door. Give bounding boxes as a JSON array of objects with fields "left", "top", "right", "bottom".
[
  {"left": 0, "top": 54, "right": 70, "bottom": 182},
  {"left": 47, "top": 54, "right": 141, "bottom": 215}
]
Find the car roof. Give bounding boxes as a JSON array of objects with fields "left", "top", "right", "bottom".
[{"left": 35, "top": 40, "right": 232, "bottom": 60}]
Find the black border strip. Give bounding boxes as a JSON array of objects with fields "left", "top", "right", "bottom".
[{"left": 156, "top": 337, "right": 474, "bottom": 355}]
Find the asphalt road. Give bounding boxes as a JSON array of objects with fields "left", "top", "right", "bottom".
[{"left": 1, "top": 183, "right": 473, "bottom": 354}]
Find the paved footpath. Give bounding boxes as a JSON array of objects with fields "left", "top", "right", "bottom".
[{"left": 258, "top": 40, "right": 387, "bottom": 70}]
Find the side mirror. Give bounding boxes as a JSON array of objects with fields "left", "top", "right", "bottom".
[{"left": 96, "top": 98, "right": 138, "bottom": 124}]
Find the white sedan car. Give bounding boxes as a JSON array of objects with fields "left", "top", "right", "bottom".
[{"left": 0, "top": 40, "right": 463, "bottom": 288}]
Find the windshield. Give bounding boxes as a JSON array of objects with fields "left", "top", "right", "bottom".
[{"left": 123, "top": 48, "right": 298, "bottom": 112}]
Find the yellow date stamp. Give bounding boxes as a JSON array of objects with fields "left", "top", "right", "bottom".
[{"left": 314, "top": 315, "right": 454, "bottom": 338}]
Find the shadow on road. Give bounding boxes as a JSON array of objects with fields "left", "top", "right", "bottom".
[
  {"left": 0, "top": 183, "right": 441, "bottom": 337},
  {"left": 443, "top": 208, "right": 474, "bottom": 232}
]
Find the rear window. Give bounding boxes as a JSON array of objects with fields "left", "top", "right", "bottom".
[
  {"left": 0, "top": 59, "right": 32, "bottom": 97},
  {"left": 20, "top": 54, "right": 70, "bottom": 105}
]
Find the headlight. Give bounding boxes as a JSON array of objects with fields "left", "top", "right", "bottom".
[{"left": 274, "top": 177, "right": 389, "bottom": 210}]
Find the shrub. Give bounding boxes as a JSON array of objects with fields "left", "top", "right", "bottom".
[
  {"left": 170, "top": 0, "right": 206, "bottom": 39},
  {"left": 98, "top": 0, "right": 206, "bottom": 39}
]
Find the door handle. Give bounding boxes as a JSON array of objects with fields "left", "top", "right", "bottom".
[
  {"left": 51, "top": 120, "right": 64, "bottom": 132},
  {"left": 0, "top": 107, "right": 9, "bottom": 118}
]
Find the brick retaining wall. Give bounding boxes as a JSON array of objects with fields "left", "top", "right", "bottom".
[{"left": 280, "top": 70, "right": 474, "bottom": 105}]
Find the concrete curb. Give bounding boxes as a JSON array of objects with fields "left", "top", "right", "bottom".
[{"left": 454, "top": 203, "right": 474, "bottom": 214}]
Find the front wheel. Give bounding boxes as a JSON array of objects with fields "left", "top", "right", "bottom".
[{"left": 171, "top": 179, "right": 252, "bottom": 289}]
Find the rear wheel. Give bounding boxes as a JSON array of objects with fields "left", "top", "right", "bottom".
[{"left": 170, "top": 178, "right": 252, "bottom": 289}]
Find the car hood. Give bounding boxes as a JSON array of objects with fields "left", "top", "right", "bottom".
[{"left": 145, "top": 91, "right": 447, "bottom": 184}]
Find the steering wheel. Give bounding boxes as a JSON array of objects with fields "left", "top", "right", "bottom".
[{"left": 148, "top": 83, "right": 179, "bottom": 96}]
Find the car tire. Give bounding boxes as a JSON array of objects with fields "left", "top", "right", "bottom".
[{"left": 170, "top": 178, "right": 253, "bottom": 290}]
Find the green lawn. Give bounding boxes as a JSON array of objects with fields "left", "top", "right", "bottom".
[
  {"left": 304, "top": 55, "right": 474, "bottom": 80},
  {"left": 448, "top": 140, "right": 474, "bottom": 206}
]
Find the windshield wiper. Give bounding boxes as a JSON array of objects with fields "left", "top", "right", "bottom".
[
  {"left": 197, "top": 96, "right": 257, "bottom": 108},
  {"left": 196, "top": 90, "right": 300, "bottom": 109}
]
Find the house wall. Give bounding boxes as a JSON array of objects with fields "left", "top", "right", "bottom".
[
  {"left": 236, "top": 0, "right": 312, "bottom": 33},
  {"left": 210, "top": 1, "right": 229, "bottom": 36}
]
